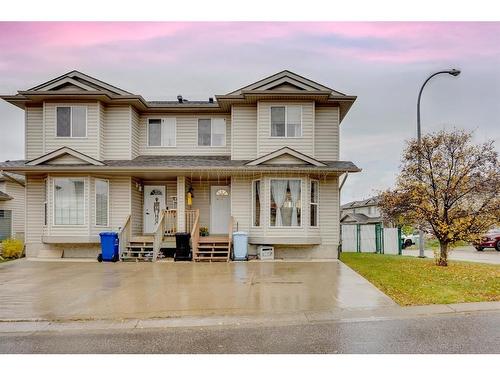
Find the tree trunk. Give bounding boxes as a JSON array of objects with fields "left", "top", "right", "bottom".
[{"left": 436, "top": 241, "right": 448, "bottom": 266}]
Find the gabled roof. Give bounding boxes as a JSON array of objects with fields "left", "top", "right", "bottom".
[
  {"left": 245, "top": 147, "right": 327, "bottom": 167},
  {"left": 0, "top": 172, "right": 25, "bottom": 187},
  {"left": 340, "top": 213, "right": 382, "bottom": 224},
  {"left": 28, "top": 70, "right": 134, "bottom": 96},
  {"left": 25, "top": 147, "right": 105, "bottom": 166},
  {"left": 0, "top": 191, "right": 13, "bottom": 201}
]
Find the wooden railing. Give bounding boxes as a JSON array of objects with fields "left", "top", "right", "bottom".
[
  {"left": 185, "top": 209, "right": 197, "bottom": 234},
  {"left": 152, "top": 210, "right": 166, "bottom": 262},
  {"left": 190, "top": 209, "right": 200, "bottom": 256},
  {"left": 164, "top": 209, "right": 177, "bottom": 235},
  {"left": 117, "top": 214, "right": 131, "bottom": 260}
]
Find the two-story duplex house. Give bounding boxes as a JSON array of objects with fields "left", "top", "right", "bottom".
[{"left": 0, "top": 70, "right": 360, "bottom": 260}]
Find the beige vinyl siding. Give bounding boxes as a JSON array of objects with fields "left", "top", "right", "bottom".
[
  {"left": 319, "top": 176, "right": 339, "bottom": 247},
  {"left": 314, "top": 106, "right": 339, "bottom": 161},
  {"left": 0, "top": 180, "right": 25, "bottom": 236},
  {"left": 43, "top": 102, "right": 100, "bottom": 159},
  {"left": 231, "top": 105, "right": 257, "bottom": 160},
  {"left": 25, "top": 105, "right": 44, "bottom": 160},
  {"left": 131, "top": 177, "right": 143, "bottom": 235},
  {"left": 25, "top": 176, "right": 45, "bottom": 244},
  {"left": 98, "top": 102, "right": 105, "bottom": 159},
  {"left": 257, "top": 101, "right": 314, "bottom": 157},
  {"left": 131, "top": 107, "right": 140, "bottom": 159},
  {"left": 139, "top": 114, "right": 231, "bottom": 155},
  {"left": 103, "top": 105, "right": 132, "bottom": 160},
  {"left": 230, "top": 177, "right": 251, "bottom": 233},
  {"left": 46, "top": 154, "right": 90, "bottom": 165}
]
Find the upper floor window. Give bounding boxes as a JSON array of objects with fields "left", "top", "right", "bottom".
[
  {"left": 56, "top": 106, "right": 87, "bottom": 137},
  {"left": 148, "top": 118, "right": 176, "bottom": 147},
  {"left": 198, "top": 118, "right": 226, "bottom": 147},
  {"left": 270, "top": 106, "right": 302, "bottom": 138}
]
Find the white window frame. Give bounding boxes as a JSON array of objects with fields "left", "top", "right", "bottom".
[
  {"left": 269, "top": 105, "right": 303, "bottom": 138},
  {"left": 52, "top": 177, "right": 86, "bottom": 227},
  {"left": 251, "top": 179, "right": 262, "bottom": 228},
  {"left": 147, "top": 117, "right": 177, "bottom": 147},
  {"left": 94, "top": 178, "right": 109, "bottom": 227},
  {"left": 197, "top": 118, "right": 226, "bottom": 147},
  {"left": 310, "top": 179, "right": 319, "bottom": 227},
  {"left": 269, "top": 177, "right": 303, "bottom": 228},
  {"left": 55, "top": 105, "right": 88, "bottom": 138}
]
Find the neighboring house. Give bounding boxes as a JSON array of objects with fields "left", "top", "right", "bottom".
[
  {"left": 0, "top": 172, "right": 25, "bottom": 241},
  {"left": 0, "top": 70, "right": 360, "bottom": 260},
  {"left": 340, "top": 196, "right": 385, "bottom": 226}
]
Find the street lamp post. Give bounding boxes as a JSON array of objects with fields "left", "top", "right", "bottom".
[{"left": 416, "top": 69, "right": 461, "bottom": 258}]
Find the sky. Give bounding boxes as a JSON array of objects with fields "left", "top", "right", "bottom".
[{"left": 0, "top": 22, "right": 499, "bottom": 204}]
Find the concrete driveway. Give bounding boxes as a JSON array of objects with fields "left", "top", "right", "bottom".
[
  {"left": 403, "top": 246, "right": 500, "bottom": 265},
  {"left": 0, "top": 259, "right": 395, "bottom": 321}
]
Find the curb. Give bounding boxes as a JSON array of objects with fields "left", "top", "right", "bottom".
[{"left": 1, "top": 301, "right": 499, "bottom": 334}]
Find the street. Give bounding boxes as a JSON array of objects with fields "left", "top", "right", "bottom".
[{"left": 1, "top": 311, "right": 499, "bottom": 354}]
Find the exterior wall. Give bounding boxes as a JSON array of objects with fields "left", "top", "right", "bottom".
[
  {"left": 25, "top": 105, "right": 44, "bottom": 160},
  {"left": 257, "top": 101, "right": 314, "bottom": 158},
  {"left": 314, "top": 106, "right": 339, "bottom": 161},
  {"left": 230, "top": 174, "right": 338, "bottom": 259},
  {"left": 103, "top": 105, "right": 132, "bottom": 160},
  {"left": 0, "top": 180, "right": 25, "bottom": 238},
  {"left": 139, "top": 113, "right": 231, "bottom": 156},
  {"left": 231, "top": 105, "right": 257, "bottom": 160},
  {"left": 131, "top": 107, "right": 140, "bottom": 159},
  {"left": 43, "top": 101, "right": 100, "bottom": 159},
  {"left": 24, "top": 176, "right": 45, "bottom": 257},
  {"left": 131, "top": 177, "right": 143, "bottom": 235}
]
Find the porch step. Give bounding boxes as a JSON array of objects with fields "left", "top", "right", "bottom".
[{"left": 194, "top": 235, "right": 231, "bottom": 262}]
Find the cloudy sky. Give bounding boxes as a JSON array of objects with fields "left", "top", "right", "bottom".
[{"left": 0, "top": 22, "right": 499, "bottom": 203}]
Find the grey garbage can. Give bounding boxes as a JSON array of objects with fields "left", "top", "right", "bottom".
[{"left": 232, "top": 231, "right": 248, "bottom": 261}]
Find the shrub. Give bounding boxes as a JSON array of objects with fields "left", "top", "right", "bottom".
[{"left": 1, "top": 238, "right": 24, "bottom": 259}]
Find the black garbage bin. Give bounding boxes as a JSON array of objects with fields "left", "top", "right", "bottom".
[{"left": 174, "top": 232, "right": 192, "bottom": 261}]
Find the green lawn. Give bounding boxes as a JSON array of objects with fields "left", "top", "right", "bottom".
[{"left": 340, "top": 253, "right": 500, "bottom": 306}]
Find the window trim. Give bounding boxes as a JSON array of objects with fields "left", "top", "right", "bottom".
[
  {"left": 269, "top": 105, "right": 303, "bottom": 138},
  {"left": 309, "top": 179, "right": 319, "bottom": 228},
  {"left": 146, "top": 117, "right": 177, "bottom": 148},
  {"left": 197, "top": 118, "right": 227, "bottom": 147},
  {"left": 52, "top": 177, "right": 86, "bottom": 227},
  {"left": 268, "top": 177, "right": 304, "bottom": 228},
  {"left": 94, "top": 178, "right": 109, "bottom": 227},
  {"left": 43, "top": 178, "right": 48, "bottom": 227},
  {"left": 55, "top": 105, "right": 88, "bottom": 138},
  {"left": 251, "top": 179, "right": 261, "bottom": 228}
]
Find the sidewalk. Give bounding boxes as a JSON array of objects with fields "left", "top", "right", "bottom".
[
  {"left": 402, "top": 246, "right": 500, "bottom": 264},
  {"left": 1, "top": 301, "right": 499, "bottom": 334}
]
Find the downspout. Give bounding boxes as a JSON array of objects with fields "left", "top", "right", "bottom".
[{"left": 337, "top": 172, "right": 349, "bottom": 259}]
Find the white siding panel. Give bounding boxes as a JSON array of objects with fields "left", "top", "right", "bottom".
[
  {"left": 319, "top": 176, "right": 339, "bottom": 247},
  {"left": 25, "top": 176, "right": 45, "bottom": 244},
  {"left": 131, "top": 177, "right": 142, "bottom": 235},
  {"left": 257, "top": 101, "right": 314, "bottom": 157},
  {"left": 315, "top": 106, "right": 339, "bottom": 161},
  {"left": 43, "top": 102, "right": 100, "bottom": 159},
  {"left": 139, "top": 114, "right": 231, "bottom": 155},
  {"left": 230, "top": 176, "right": 251, "bottom": 233},
  {"left": 231, "top": 106, "right": 257, "bottom": 160},
  {"left": 131, "top": 107, "right": 140, "bottom": 159},
  {"left": 103, "top": 105, "right": 132, "bottom": 160},
  {"left": 25, "top": 106, "right": 43, "bottom": 160}
]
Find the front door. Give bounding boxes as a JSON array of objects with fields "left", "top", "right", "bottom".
[
  {"left": 210, "top": 186, "right": 231, "bottom": 234},
  {"left": 143, "top": 185, "right": 166, "bottom": 233}
]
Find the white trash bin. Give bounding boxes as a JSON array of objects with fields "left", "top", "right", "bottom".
[{"left": 232, "top": 232, "right": 248, "bottom": 261}]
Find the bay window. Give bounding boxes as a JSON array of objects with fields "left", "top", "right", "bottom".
[
  {"left": 270, "top": 179, "right": 301, "bottom": 227},
  {"left": 271, "top": 105, "right": 302, "bottom": 137},
  {"left": 198, "top": 118, "right": 226, "bottom": 146},
  {"left": 54, "top": 178, "right": 85, "bottom": 225},
  {"left": 252, "top": 180, "right": 261, "bottom": 227},
  {"left": 95, "top": 179, "right": 109, "bottom": 226},
  {"left": 56, "top": 106, "right": 87, "bottom": 137},
  {"left": 310, "top": 180, "right": 319, "bottom": 227},
  {"left": 148, "top": 118, "right": 176, "bottom": 147}
]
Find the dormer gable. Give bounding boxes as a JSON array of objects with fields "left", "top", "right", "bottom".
[
  {"left": 246, "top": 147, "right": 326, "bottom": 167},
  {"left": 26, "top": 147, "right": 105, "bottom": 166}
]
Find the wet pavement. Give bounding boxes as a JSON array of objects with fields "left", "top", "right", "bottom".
[
  {"left": 403, "top": 246, "right": 500, "bottom": 264},
  {"left": 0, "top": 259, "right": 395, "bottom": 321},
  {"left": 1, "top": 310, "right": 498, "bottom": 353}
]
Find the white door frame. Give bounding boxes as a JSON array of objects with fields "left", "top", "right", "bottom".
[{"left": 210, "top": 185, "right": 231, "bottom": 234}]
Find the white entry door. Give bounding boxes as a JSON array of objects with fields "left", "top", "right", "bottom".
[
  {"left": 143, "top": 185, "right": 166, "bottom": 233},
  {"left": 210, "top": 186, "right": 231, "bottom": 234}
]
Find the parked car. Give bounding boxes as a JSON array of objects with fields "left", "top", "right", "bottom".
[
  {"left": 401, "top": 231, "right": 419, "bottom": 249},
  {"left": 474, "top": 229, "right": 500, "bottom": 251}
]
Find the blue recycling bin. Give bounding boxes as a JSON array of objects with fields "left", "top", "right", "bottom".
[
  {"left": 99, "top": 232, "right": 119, "bottom": 262},
  {"left": 232, "top": 231, "right": 248, "bottom": 261}
]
